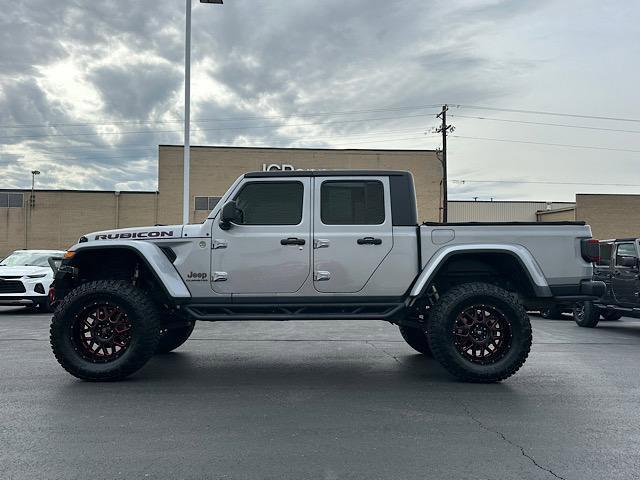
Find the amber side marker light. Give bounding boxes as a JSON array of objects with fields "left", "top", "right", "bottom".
[{"left": 63, "top": 251, "right": 75, "bottom": 259}]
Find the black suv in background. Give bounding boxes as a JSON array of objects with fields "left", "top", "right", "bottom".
[{"left": 574, "top": 239, "right": 640, "bottom": 327}]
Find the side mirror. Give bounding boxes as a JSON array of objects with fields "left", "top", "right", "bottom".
[
  {"left": 619, "top": 256, "right": 638, "bottom": 268},
  {"left": 219, "top": 201, "right": 243, "bottom": 230}
]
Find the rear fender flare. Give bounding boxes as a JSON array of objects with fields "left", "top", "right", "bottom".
[{"left": 409, "top": 244, "right": 551, "bottom": 298}]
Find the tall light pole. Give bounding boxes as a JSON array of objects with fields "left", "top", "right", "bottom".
[
  {"left": 30, "top": 170, "right": 40, "bottom": 208},
  {"left": 183, "top": 0, "right": 223, "bottom": 225}
]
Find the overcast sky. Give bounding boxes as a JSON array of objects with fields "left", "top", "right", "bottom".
[{"left": 1, "top": 0, "right": 639, "bottom": 201}]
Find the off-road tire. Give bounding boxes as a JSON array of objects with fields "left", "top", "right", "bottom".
[
  {"left": 427, "top": 282, "right": 532, "bottom": 383},
  {"left": 156, "top": 321, "right": 195, "bottom": 354},
  {"left": 50, "top": 280, "right": 161, "bottom": 381},
  {"left": 398, "top": 325, "right": 432, "bottom": 356},
  {"left": 540, "top": 306, "right": 563, "bottom": 319},
  {"left": 573, "top": 301, "right": 600, "bottom": 328},
  {"left": 601, "top": 310, "right": 623, "bottom": 321}
]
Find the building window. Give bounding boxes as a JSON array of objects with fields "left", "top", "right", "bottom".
[
  {"left": 0, "top": 193, "right": 24, "bottom": 208},
  {"left": 321, "top": 180, "right": 385, "bottom": 225},
  {"left": 233, "top": 182, "right": 304, "bottom": 225},
  {"left": 194, "top": 196, "right": 221, "bottom": 211}
]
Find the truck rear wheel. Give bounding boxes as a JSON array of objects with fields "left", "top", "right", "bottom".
[
  {"left": 156, "top": 321, "right": 195, "bottom": 354},
  {"left": 50, "top": 280, "right": 161, "bottom": 381},
  {"left": 398, "top": 325, "right": 432, "bottom": 356},
  {"left": 427, "top": 282, "right": 532, "bottom": 383},
  {"left": 573, "top": 301, "right": 600, "bottom": 327}
]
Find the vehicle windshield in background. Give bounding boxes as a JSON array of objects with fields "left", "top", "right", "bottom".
[{"left": 0, "top": 252, "right": 57, "bottom": 267}]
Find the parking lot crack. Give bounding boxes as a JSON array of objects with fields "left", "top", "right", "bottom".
[
  {"left": 365, "top": 340, "right": 403, "bottom": 364},
  {"left": 461, "top": 402, "right": 566, "bottom": 480}
]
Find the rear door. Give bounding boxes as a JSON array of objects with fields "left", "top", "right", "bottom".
[
  {"left": 312, "top": 176, "right": 393, "bottom": 293},
  {"left": 612, "top": 242, "right": 640, "bottom": 306},
  {"left": 593, "top": 242, "right": 614, "bottom": 302},
  {"left": 210, "top": 178, "right": 311, "bottom": 294}
]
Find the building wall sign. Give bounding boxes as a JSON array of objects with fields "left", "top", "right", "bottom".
[{"left": 262, "top": 163, "right": 296, "bottom": 172}]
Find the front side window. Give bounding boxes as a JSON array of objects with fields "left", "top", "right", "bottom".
[
  {"left": 321, "top": 180, "right": 384, "bottom": 225},
  {"left": 616, "top": 243, "right": 638, "bottom": 266},
  {"left": 234, "top": 182, "right": 303, "bottom": 225}
]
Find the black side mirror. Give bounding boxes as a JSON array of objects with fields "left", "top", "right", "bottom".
[
  {"left": 219, "top": 201, "right": 243, "bottom": 230},
  {"left": 619, "top": 256, "right": 638, "bottom": 268}
]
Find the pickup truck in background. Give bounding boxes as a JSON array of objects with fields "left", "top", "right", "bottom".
[
  {"left": 49, "top": 170, "right": 604, "bottom": 383},
  {"left": 574, "top": 238, "right": 640, "bottom": 327}
]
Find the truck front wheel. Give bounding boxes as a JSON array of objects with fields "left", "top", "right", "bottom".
[
  {"left": 427, "top": 282, "right": 532, "bottom": 383},
  {"left": 50, "top": 280, "right": 161, "bottom": 381},
  {"left": 398, "top": 325, "right": 432, "bottom": 356}
]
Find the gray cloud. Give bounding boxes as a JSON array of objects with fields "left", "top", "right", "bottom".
[{"left": 0, "top": 0, "right": 638, "bottom": 202}]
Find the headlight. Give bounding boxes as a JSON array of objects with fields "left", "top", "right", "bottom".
[{"left": 27, "top": 274, "right": 47, "bottom": 279}]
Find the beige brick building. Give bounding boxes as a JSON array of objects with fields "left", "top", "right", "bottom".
[
  {"left": 1, "top": 146, "right": 442, "bottom": 256},
  {"left": 574, "top": 193, "right": 640, "bottom": 239}
]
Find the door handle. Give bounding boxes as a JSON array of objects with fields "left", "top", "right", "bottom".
[
  {"left": 281, "top": 237, "right": 306, "bottom": 246},
  {"left": 357, "top": 237, "right": 382, "bottom": 245}
]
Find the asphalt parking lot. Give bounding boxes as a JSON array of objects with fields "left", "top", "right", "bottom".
[{"left": 1, "top": 307, "right": 640, "bottom": 480}]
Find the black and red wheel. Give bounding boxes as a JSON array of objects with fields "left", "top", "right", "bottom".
[
  {"left": 427, "top": 282, "right": 532, "bottom": 383},
  {"left": 50, "top": 280, "right": 161, "bottom": 381}
]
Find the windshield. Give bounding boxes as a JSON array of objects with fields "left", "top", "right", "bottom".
[{"left": 0, "top": 251, "right": 62, "bottom": 267}]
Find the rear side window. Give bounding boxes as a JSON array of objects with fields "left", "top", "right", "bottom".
[
  {"left": 234, "top": 182, "right": 303, "bottom": 225},
  {"left": 597, "top": 243, "right": 613, "bottom": 266},
  {"left": 616, "top": 243, "right": 638, "bottom": 266},
  {"left": 321, "top": 180, "right": 385, "bottom": 225}
]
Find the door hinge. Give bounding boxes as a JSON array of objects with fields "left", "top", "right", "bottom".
[
  {"left": 212, "top": 239, "right": 228, "bottom": 249},
  {"left": 314, "top": 239, "right": 330, "bottom": 249},
  {"left": 212, "top": 271, "right": 228, "bottom": 282},
  {"left": 314, "top": 271, "right": 331, "bottom": 281}
]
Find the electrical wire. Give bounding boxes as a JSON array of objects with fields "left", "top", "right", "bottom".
[
  {"left": 451, "top": 179, "right": 640, "bottom": 187},
  {"left": 449, "top": 115, "right": 640, "bottom": 134},
  {"left": 452, "top": 104, "right": 640, "bottom": 123},
  {"left": 451, "top": 135, "right": 640, "bottom": 154}
]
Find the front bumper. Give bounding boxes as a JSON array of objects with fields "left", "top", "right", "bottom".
[{"left": 0, "top": 296, "right": 43, "bottom": 306}]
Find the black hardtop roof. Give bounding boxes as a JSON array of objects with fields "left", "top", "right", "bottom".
[
  {"left": 600, "top": 238, "right": 639, "bottom": 243},
  {"left": 244, "top": 170, "right": 411, "bottom": 178}
]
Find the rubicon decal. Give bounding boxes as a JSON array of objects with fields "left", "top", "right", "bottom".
[{"left": 94, "top": 231, "right": 174, "bottom": 240}]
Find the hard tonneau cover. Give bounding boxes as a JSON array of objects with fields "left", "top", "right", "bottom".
[{"left": 423, "top": 221, "right": 587, "bottom": 226}]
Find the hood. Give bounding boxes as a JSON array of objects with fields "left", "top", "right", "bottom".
[
  {"left": 82, "top": 224, "right": 184, "bottom": 243},
  {"left": 0, "top": 265, "right": 52, "bottom": 277}
]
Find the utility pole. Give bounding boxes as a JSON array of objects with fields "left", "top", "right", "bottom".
[{"left": 436, "top": 105, "right": 453, "bottom": 222}]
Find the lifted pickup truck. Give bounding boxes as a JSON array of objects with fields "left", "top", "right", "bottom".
[
  {"left": 574, "top": 238, "right": 640, "bottom": 327},
  {"left": 50, "top": 170, "right": 604, "bottom": 382}
]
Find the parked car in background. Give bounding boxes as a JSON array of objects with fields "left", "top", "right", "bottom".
[
  {"left": 0, "top": 250, "right": 65, "bottom": 312},
  {"left": 574, "top": 239, "right": 640, "bottom": 327}
]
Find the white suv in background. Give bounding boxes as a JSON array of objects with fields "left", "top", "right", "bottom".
[{"left": 0, "top": 250, "right": 65, "bottom": 312}]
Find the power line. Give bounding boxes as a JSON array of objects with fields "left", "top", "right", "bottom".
[
  {"left": 451, "top": 135, "right": 640, "bottom": 154},
  {"left": 450, "top": 114, "right": 640, "bottom": 134},
  {"left": 452, "top": 104, "right": 640, "bottom": 123},
  {"left": 0, "top": 112, "right": 439, "bottom": 140},
  {"left": 0, "top": 104, "right": 443, "bottom": 130},
  {"left": 451, "top": 179, "right": 640, "bottom": 187}
]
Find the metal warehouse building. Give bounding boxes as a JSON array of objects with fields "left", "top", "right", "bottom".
[{"left": 0, "top": 146, "right": 443, "bottom": 256}]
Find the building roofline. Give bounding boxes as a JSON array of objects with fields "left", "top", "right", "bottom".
[
  {"left": 536, "top": 206, "right": 576, "bottom": 214},
  {"left": 158, "top": 144, "right": 438, "bottom": 153},
  {"left": 0, "top": 189, "right": 158, "bottom": 194},
  {"left": 449, "top": 200, "right": 575, "bottom": 205}
]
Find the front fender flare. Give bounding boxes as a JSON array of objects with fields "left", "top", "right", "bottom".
[
  {"left": 409, "top": 244, "right": 551, "bottom": 298},
  {"left": 67, "top": 240, "right": 191, "bottom": 299}
]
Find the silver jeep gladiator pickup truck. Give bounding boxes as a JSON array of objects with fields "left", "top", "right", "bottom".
[{"left": 50, "top": 170, "right": 604, "bottom": 382}]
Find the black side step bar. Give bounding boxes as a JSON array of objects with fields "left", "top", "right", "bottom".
[{"left": 184, "top": 302, "right": 406, "bottom": 321}]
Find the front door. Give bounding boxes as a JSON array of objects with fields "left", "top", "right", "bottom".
[
  {"left": 312, "top": 176, "right": 393, "bottom": 293},
  {"left": 612, "top": 242, "right": 640, "bottom": 306},
  {"left": 210, "top": 178, "right": 311, "bottom": 294}
]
